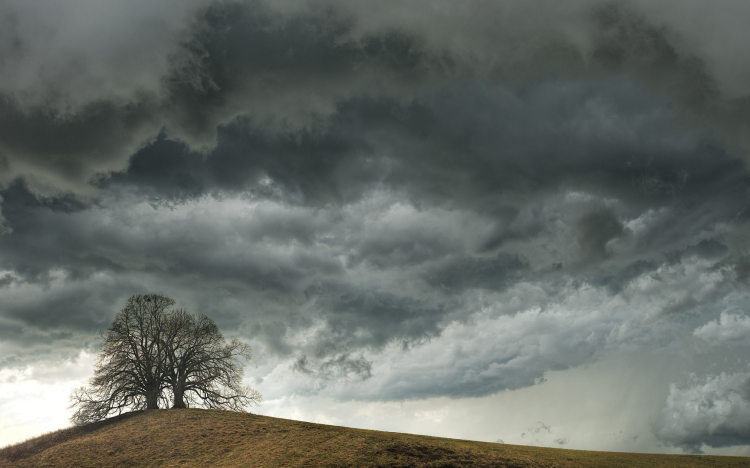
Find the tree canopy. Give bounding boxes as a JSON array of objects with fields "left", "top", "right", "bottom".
[{"left": 70, "top": 294, "right": 261, "bottom": 425}]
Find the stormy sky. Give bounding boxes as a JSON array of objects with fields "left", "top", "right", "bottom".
[{"left": 2, "top": 0, "right": 750, "bottom": 455}]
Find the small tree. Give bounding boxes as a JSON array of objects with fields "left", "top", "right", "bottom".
[
  {"left": 163, "top": 309, "right": 261, "bottom": 410},
  {"left": 70, "top": 294, "right": 173, "bottom": 425},
  {"left": 70, "top": 294, "right": 261, "bottom": 425}
]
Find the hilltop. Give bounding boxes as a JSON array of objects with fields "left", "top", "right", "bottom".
[{"left": 0, "top": 409, "right": 747, "bottom": 467}]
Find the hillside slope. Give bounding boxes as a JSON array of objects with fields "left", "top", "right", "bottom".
[{"left": 0, "top": 409, "right": 747, "bottom": 467}]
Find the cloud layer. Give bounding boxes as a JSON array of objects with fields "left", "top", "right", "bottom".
[{"left": 2, "top": 0, "right": 750, "bottom": 453}]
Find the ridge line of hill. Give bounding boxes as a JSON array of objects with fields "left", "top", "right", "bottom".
[{"left": 1, "top": 409, "right": 748, "bottom": 467}]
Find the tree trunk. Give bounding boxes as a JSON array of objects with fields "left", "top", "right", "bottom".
[
  {"left": 172, "top": 385, "right": 186, "bottom": 409},
  {"left": 146, "top": 388, "right": 160, "bottom": 409}
]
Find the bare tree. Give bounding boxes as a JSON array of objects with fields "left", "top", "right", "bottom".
[
  {"left": 70, "top": 294, "right": 173, "bottom": 425},
  {"left": 69, "top": 294, "right": 261, "bottom": 425},
  {"left": 163, "top": 309, "right": 261, "bottom": 410}
]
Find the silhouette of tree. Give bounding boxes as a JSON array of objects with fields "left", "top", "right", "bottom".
[
  {"left": 69, "top": 294, "right": 261, "bottom": 425},
  {"left": 163, "top": 309, "right": 261, "bottom": 410}
]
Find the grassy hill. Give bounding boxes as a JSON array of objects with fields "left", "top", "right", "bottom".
[{"left": 1, "top": 409, "right": 747, "bottom": 467}]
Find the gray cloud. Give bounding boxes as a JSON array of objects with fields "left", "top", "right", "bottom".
[
  {"left": 0, "top": 0, "right": 212, "bottom": 199},
  {"left": 575, "top": 209, "right": 625, "bottom": 261},
  {"left": 0, "top": 0, "right": 210, "bottom": 107},
  {"left": 0, "top": 197, "right": 10, "bottom": 235},
  {"left": 656, "top": 371, "right": 750, "bottom": 453},
  {"left": 694, "top": 312, "right": 750, "bottom": 347},
  {"left": 2, "top": 0, "right": 750, "bottom": 453},
  {"left": 293, "top": 353, "right": 372, "bottom": 381},
  {"left": 0, "top": 95, "right": 160, "bottom": 198},
  {"left": 423, "top": 253, "right": 527, "bottom": 292},
  {"left": 2, "top": 0, "right": 750, "bottom": 200}
]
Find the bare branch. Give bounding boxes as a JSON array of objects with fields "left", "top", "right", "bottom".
[{"left": 69, "top": 294, "right": 262, "bottom": 425}]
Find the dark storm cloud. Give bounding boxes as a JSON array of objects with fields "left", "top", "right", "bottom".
[
  {"left": 107, "top": 135, "right": 205, "bottom": 201},
  {"left": 668, "top": 239, "right": 730, "bottom": 264},
  {"left": 111, "top": 78, "right": 750, "bottom": 217},
  {"left": 2, "top": 1, "right": 750, "bottom": 452},
  {"left": 4, "top": 66, "right": 750, "bottom": 368},
  {"left": 656, "top": 370, "right": 750, "bottom": 453},
  {"left": 0, "top": 202, "right": 10, "bottom": 235},
  {"left": 0, "top": 271, "right": 141, "bottom": 368},
  {"left": 575, "top": 210, "right": 625, "bottom": 261},
  {"left": 585, "top": 259, "right": 657, "bottom": 295},
  {"left": 309, "top": 285, "right": 450, "bottom": 349},
  {"left": 591, "top": 3, "right": 750, "bottom": 158},
  {"left": 0, "top": 95, "right": 160, "bottom": 197},
  {"left": 735, "top": 257, "right": 750, "bottom": 283},
  {"left": 423, "top": 253, "right": 527, "bottom": 292},
  {"left": 1, "top": 285, "right": 115, "bottom": 336},
  {"left": 590, "top": 4, "right": 717, "bottom": 106},
  {"left": 0, "top": 179, "right": 340, "bottom": 288},
  {"left": 293, "top": 353, "right": 372, "bottom": 380},
  {"left": 162, "top": 0, "right": 455, "bottom": 145},
  {"left": 110, "top": 118, "right": 366, "bottom": 206},
  {"left": 0, "top": 0, "right": 215, "bottom": 198},
  {"left": 0, "top": 0, "right": 748, "bottom": 202}
]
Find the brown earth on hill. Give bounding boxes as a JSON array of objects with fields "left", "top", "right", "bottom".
[{"left": 0, "top": 409, "right": 747, "bottom": 467}]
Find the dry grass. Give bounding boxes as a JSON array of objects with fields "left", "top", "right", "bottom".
[{"left": 0, "top": 409, "right": 747, "bottom": 467}]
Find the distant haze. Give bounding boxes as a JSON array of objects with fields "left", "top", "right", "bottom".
[{"left": 2, "top": 0, "right": 750, "bottom": 455}]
